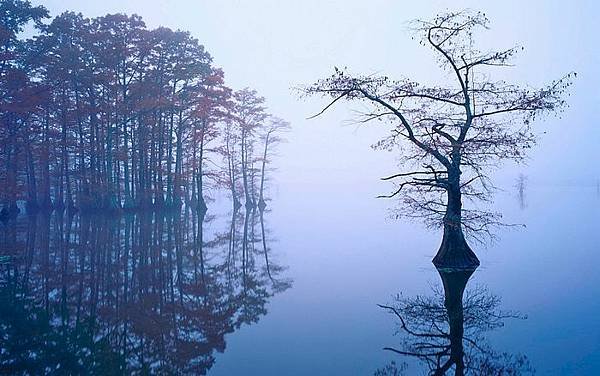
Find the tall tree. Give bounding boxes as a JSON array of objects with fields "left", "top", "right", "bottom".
[
  {"left": 0, "top": 0, "right": 48, "bottom": 217},
  {"left": 187, "top": 68, "right": 231, "bottom": 211},
  {"left": 229, "top": 88, "right": 268, "bottom": 209},
  {"left": 0, "top": 8, "right": 287, "bottom": 216},
  {"left": 257, "top": 116, "right": 290, "bottom": 210},
  {"left": 303, "top": 11, "right": 573, "bottom": 269}
]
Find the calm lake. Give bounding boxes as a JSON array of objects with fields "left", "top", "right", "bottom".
[{"left": 1, "top": 183, "right": 598, "bottom": 375}]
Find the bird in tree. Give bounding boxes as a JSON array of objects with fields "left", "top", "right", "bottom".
[{"left": 302, "top": 10, "right": 574, "bottom": 269}]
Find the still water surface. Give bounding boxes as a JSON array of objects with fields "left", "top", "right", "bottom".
[{"left": 1, "top": 185, "right": 599, "bottom": 375}]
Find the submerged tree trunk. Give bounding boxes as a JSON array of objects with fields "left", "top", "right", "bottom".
[{"left": 433, "top": 173, "right": 479, "bottom": 270}]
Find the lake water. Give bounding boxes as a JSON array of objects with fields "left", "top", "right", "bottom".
[{"left": 1, "top": 184, "right": 599, "bottom": 375}]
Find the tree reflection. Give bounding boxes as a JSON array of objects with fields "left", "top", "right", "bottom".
[
  {"left": 378, "top": 267, "right": 533, "bottom": 375},
  {"left": 0, "top": 208, "right": 290, "bottom": 375}
]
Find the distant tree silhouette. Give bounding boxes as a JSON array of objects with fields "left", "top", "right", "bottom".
[{"left": 303, "top": 10, "right": 574, "bottom": 268}]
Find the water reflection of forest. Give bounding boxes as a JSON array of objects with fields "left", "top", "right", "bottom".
[{"left": 0, "top": 208, "right": 290, "bottom": 375}]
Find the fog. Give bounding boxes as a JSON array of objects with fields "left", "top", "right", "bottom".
[
  {"left": 2, "top": 1, "right": 598, "bottom": 374},
  {"left": 37, "top": 0, "right": 600, "bottom": 195}
]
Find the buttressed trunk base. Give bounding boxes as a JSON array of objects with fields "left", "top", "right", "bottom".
[
  {"left": 433, "top": 184, "right": 480, "bottom": 271},
  {"left": 433, "top": 223, "right": 480, "bottom": 271}
]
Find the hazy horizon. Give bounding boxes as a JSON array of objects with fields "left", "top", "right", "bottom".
[
  {"left": 1, "top": 1, "right": 598, "bottom": 375},
  {"left": 34, "top": 0, "right": 600, "bottom": 194}
]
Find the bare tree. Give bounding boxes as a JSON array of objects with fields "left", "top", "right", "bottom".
[
  {"left": 229, "top": 88, "right": 269, "bottom": 210},
  {"left": 301, "top": 10, "right": 574, "bottom": 269},
  {"left": 257, "top": 116, "right": 290, "bottom": 210}
]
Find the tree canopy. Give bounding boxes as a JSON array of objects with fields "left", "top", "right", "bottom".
[{"left": 0, "top": 1, "right": 288, "bottom": 217}]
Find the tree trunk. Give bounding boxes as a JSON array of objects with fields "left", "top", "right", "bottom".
[
  {"left": 40, "top": 110, "right": 53, "bottom": 211},
  {"left": 60, "top": 90, "right": 75, "bottom": 212},
  {"left": 196, "top": 120, "right": 207, "bottom": 212},
  {"left": 2, "top": 120, "right": 19, "bottom": 218},
  {"left": 258, "top": 132, "right": 270, "bottom": 211},
  {"left": 173, "top": 110, "right": 184, "bottom": 209},
  {"left": 154, "top": 89, "right": 165, "bottom": 209},
  {"left": 105, "top": 106, "right": 120, "bottom": 212},
  {"left": 25, "top": 134, "right": 39, "bottom": 214},
  {"left": 88, "top": 90, "right": 100, "bottom": 211},
  {"left": 75, "top": 85, "right": 89, "bottom": 211},
  {"left": 122, "top": 118, "right": 134, "bottom": 210},
  {"left": 226, "top": 133, "right": 241, "bottom": 211},
  {"left": 165, "top": 82, "right": 177, "bottom": 209},
  {"left": 241, "top": 130, "right": 253, "bottom": 209},
  {"left": 432, "top": 175, "right": 479, "bottom": 270}
]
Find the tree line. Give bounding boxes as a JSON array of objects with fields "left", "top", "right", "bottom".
[{"left": 0, "top": 0, "right": 289, "bottom": 217}]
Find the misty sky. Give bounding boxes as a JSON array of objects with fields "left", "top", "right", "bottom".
[{"left": 34, "top": 0, "right": 600, "bottom": 195}]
